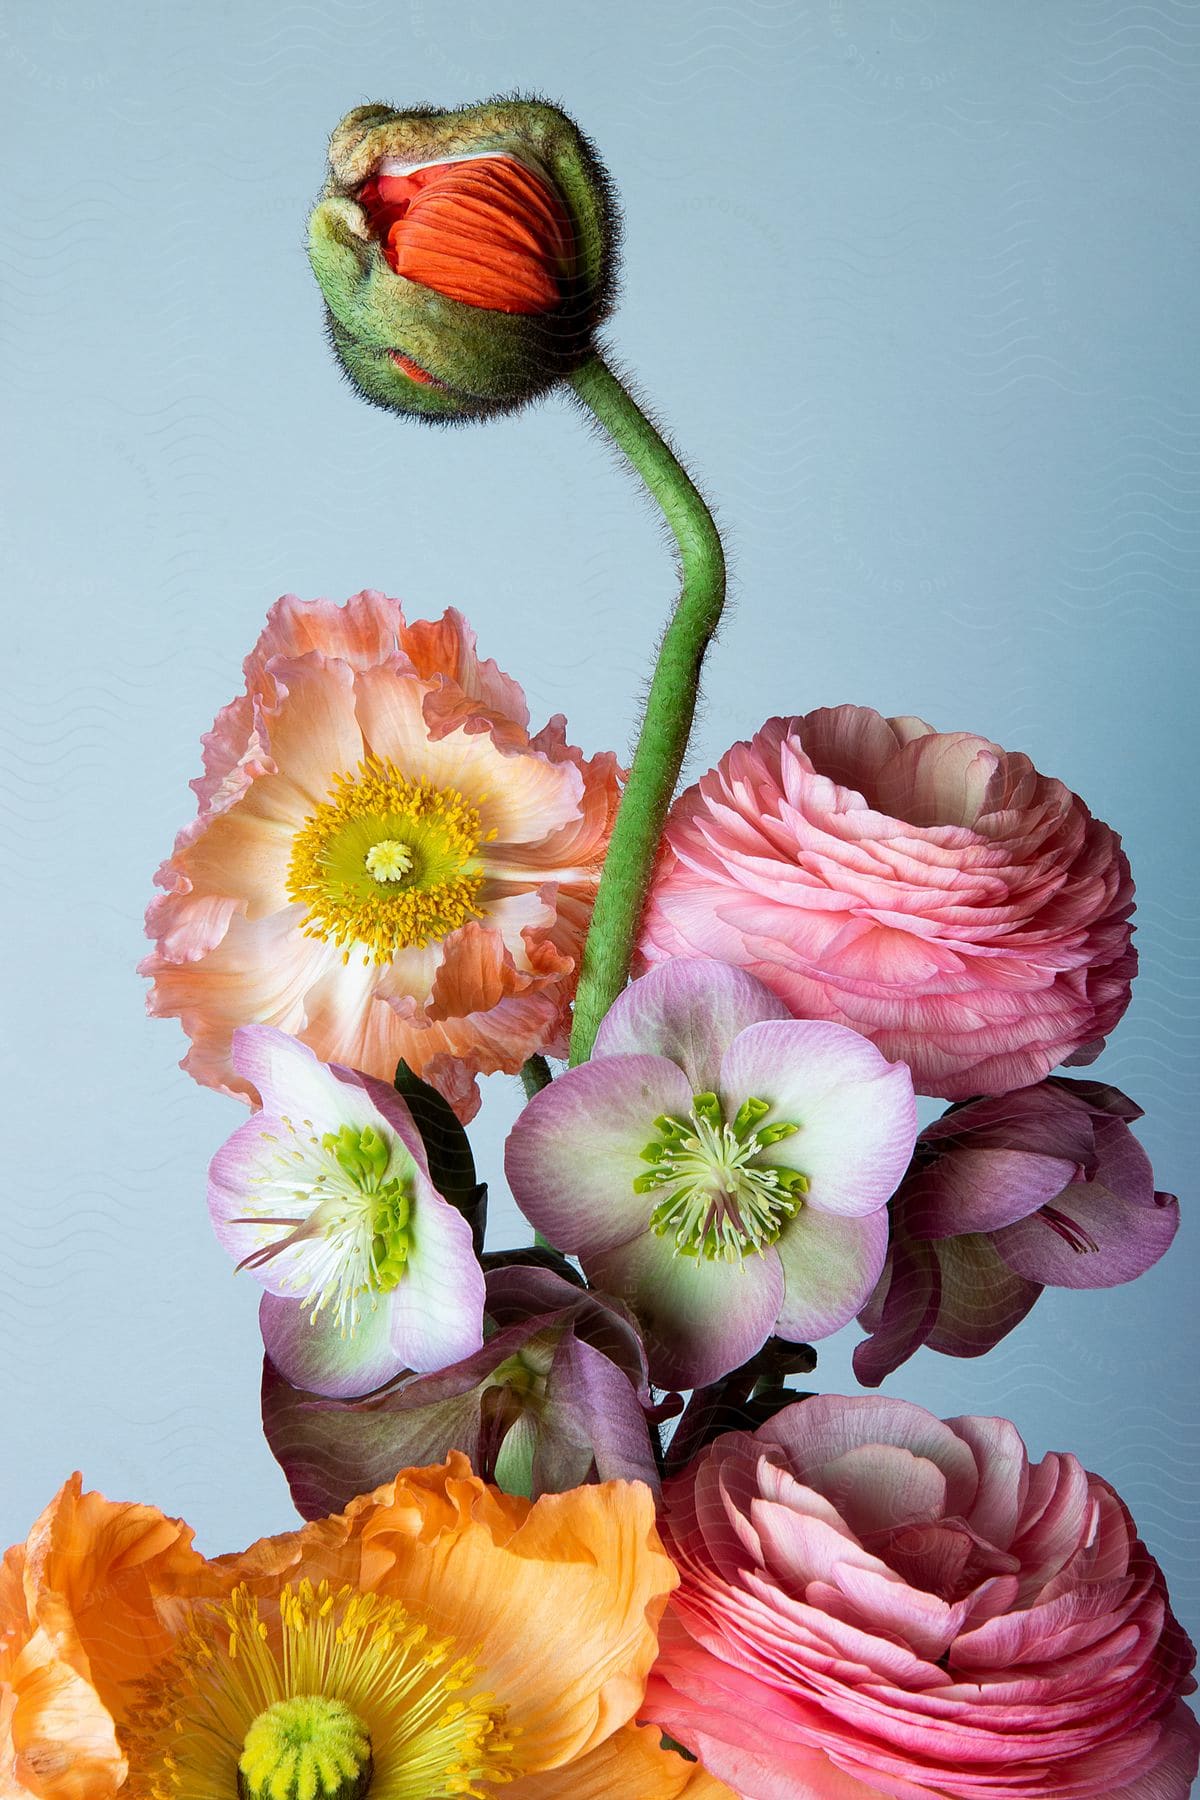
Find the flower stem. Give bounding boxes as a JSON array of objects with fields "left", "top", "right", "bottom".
[{"left": 566, "top": 353, "right": 727, "bottom": 1064}]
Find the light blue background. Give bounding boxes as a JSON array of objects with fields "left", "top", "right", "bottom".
[{"left": 2, "top": 0, "right": 1197, "bottom": 1666}]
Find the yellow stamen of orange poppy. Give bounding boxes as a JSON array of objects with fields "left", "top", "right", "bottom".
[
  {"left": 125, "top": 1578, "right": 515, "bottom": 1799},
  {"left": 287, "top": 759, "right": 494, "bottom": 964}
]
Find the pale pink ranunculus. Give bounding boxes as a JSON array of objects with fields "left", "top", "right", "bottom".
[
  {"left": 142, "top": 592, "right": 620, "bottom": 1119},
  {"left": 639, "top": 707, "right": 1136, "bottom": 1101},
  {"left": 644, "top": 1396, "right": 1200, "bottom": 1800}
]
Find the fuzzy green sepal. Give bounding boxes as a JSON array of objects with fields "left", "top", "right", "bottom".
[{"left": 309, "top": 95, "right": 619, "bottom": 423}]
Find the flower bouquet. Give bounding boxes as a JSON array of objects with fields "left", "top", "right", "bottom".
[{"left": 4, "top": 96, "right": 1194, "bottom": 1800}]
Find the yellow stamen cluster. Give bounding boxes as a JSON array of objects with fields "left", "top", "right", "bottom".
[
  {"left": 124, "top": 1578, "right": 515, "bottom": 1800},
  {"left": 287, "top": 760, "right": 493, "bottom": 965}
]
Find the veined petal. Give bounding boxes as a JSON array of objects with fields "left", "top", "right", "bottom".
[
  {"left": 511, "top": 1723, "right": 738, "bottom": 1797},
  {"left": 991, "top": 1125, "right": 1179, "bottom": 1289},
  {"left": 259, "top": 1287, "right": 407, "bottom": 1399},
  {"left": 593, "top": 959, "right": 789, "bottom": 1091},
  {"left": 775, "top": 1207, "right": 889, "bottom": 1342},
  {"left": 352, "top": 664, "right": 585, "bottom": 850},
  {"left": 382, "top": 1184, "right": 485, "bottom": 1371},
  {"left": 256, "top": 653, "right": 365, "bottom": 808},
  {"left": 349, "top": 1468, "right": 676, "bottom": 1772},
  {"left": 504, "top": 1055, "right": 693, "bottom": 1255},
  {"left": 230, "top": 1024, "right": 382, "bottom": 1132},
  {"left": 719, "top": 1020, "right": 917, "bottom": 1217},
  {"left": 583, "top": 1231, "right": 784, "bottom": 1390}
]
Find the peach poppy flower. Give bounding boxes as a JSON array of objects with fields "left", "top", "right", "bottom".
[
  {"left": 0, "top": 1459, "right": 735, "bottom": 1799},
  {"left": 142, "top": 592, "right": 621, "bottom": 1120}
]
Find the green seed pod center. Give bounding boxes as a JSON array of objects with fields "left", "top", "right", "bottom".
[{"left": 237, "top": 1694, "right": 373, "bottom": 1800}]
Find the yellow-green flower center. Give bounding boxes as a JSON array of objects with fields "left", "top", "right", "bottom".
[
  {"left": 287, "top": 760, "right": 492, "bottom": 964},
  {"left": 234, "top": 1122, "right": 415, "bottom": 1336},
  {"left": 125, "top": 1580, "right": 514, "bottom": 1800},
  {"left": 238, "top": 1695, "right": 372, "bottom": 1800},
  {"left": 636, "top": 1091, "right": 809, "bottom": 1261},
  {"left": 365, "top": 839, "right": 414, "bottom": 882}
]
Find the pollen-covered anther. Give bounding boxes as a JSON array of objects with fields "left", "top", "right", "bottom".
[
  {"left": 125, "top": 1580, "right": 515, "bottom": 1800},
  {"left": 286, "top": 759, "right": 486, "bottom": 963},
  {"left": 636, "top": 1090, "right": 809, "bottom": 1263}
]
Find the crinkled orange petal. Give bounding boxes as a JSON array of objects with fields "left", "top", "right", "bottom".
[
  {"left": 361, "top": 157, "right": 572, "bottom": 313},
  {"left": 510, "top": 1722, "right": 739, "bottom": 1798},
  {"left": 18, "top": 1477, "right": 209, "bottom": 1705},
  {"left": 306, "top": 1455, "right": 677, "bottom": 1774},
  {"left": 4, "top": 1634, "right": 126, "bottom": 1800}
]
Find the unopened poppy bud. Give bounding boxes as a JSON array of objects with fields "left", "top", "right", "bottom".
[{"left": 309, "top": 97, "right": 617, "bottom": 421}]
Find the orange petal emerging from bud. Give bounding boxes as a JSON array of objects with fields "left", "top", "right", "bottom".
[{"left": 359, "top": 154, "right": 573, "bottom": 314}]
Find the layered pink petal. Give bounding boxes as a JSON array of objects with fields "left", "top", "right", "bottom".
[
  {"left": 646, "top": 1398, "right": 1198, "bottom": 1800},
  {"left": 641, "top": 707, "right": 1136, "bottom": 1100}
]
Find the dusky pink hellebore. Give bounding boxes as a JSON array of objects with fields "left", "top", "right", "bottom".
[
  {"left": 504, "top": 959, "right": 917, "bottom": 1389},
  {"left": 208, "top": 1026, "right": 485, "bottom": 1398},
  {"left": 261, "top": 1262, "right": 669, "bottom": 1514},
  {"left": 854, "top": 1077, "right": 1180, "bottom": 1386}
]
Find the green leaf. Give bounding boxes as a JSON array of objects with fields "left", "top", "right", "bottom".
[{"left": 393, "top": 1060, "right": 486, "bottom": 1253}]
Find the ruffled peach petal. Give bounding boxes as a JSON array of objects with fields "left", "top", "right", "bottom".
[
  {"left": 338, "top": 1459, "right": 676, "bottom": 1772},
  {"left": 147, "top": 909, "right": 335, "bottom": 1099},
  {"left": 193, "top": 592, "right": 413, "bottom": 822},
  {"left": 255, "top": 590, "right": 411, "bottom": 673},
  {"left": 165, "top": 778, "right": 303, "bottom": 922},
  {"left": 147, "top": 592, "right": 616, "bottom": 1106},
  {"left": 511, "top": 1722, "right": 738, "bottom": 1797},
  {"left": 353, "top": 665, "right": 585, "bottom": 851},
  {"left": 255, "top": 653, "right": 365, "bottom": 808},
  {"left": 401, "top": 607, "right": 532, "bottom": 748}
]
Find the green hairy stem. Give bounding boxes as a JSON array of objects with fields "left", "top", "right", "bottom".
[{"left": 567, "top": 353, "right": 727, "bottom": 1064}]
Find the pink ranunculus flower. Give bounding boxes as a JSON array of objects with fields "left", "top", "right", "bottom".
[
  {"left": 504, "top": 959, "right": 916, "bottom": 1389},
  {"left": 639, "top": 706, "right": 1136, "bottom": 1101},
  {"left": 644, "top": 1395, "right": 1200, "bottom": 1800},
  {"left": 142, "top": 591, "right": 621, "bottom": 1120},
  {"left": 854, "top": 1078, "right": 1181, "bottom": 1386}
]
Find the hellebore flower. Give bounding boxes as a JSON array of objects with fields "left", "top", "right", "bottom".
[
  {"left": 310, "top": 97, "right": 617, "bottom": 420},
  {"left": 644, "top": 1396, "right": 1200, "bottom": 1800},
  {"left": 142, "top": 590, "right": 620, "bottom": 1120},
  {"left": 640, "top": 706, "right": 1136, "bottom": 1101},
  {"left": 208, "top": 1026, "right": 486, "bottom": 1397},
  {"left": 0, "top": 1461, "right": 737, "bottom": 1799},
  {"left": 262, "top": 1262, "right": 672, "bottom": 1516},
  {"left": 505, "top": 959, "right": 917, "bottom": 1389},
  {"left": 854, "top": 1077, "right": 1181, "bottom": 1386}
]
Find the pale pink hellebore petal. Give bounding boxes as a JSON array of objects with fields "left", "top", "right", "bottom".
[
  {"left": 505, "top": 959, "right": 916, "bottom": 1389},
  {"left": 207, "top": 1026, "right": 484, "bottom": 1398}
]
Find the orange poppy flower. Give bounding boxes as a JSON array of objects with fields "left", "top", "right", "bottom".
[{"left": 0, "top": 1459, "right": 733, "bottom": 1799}]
